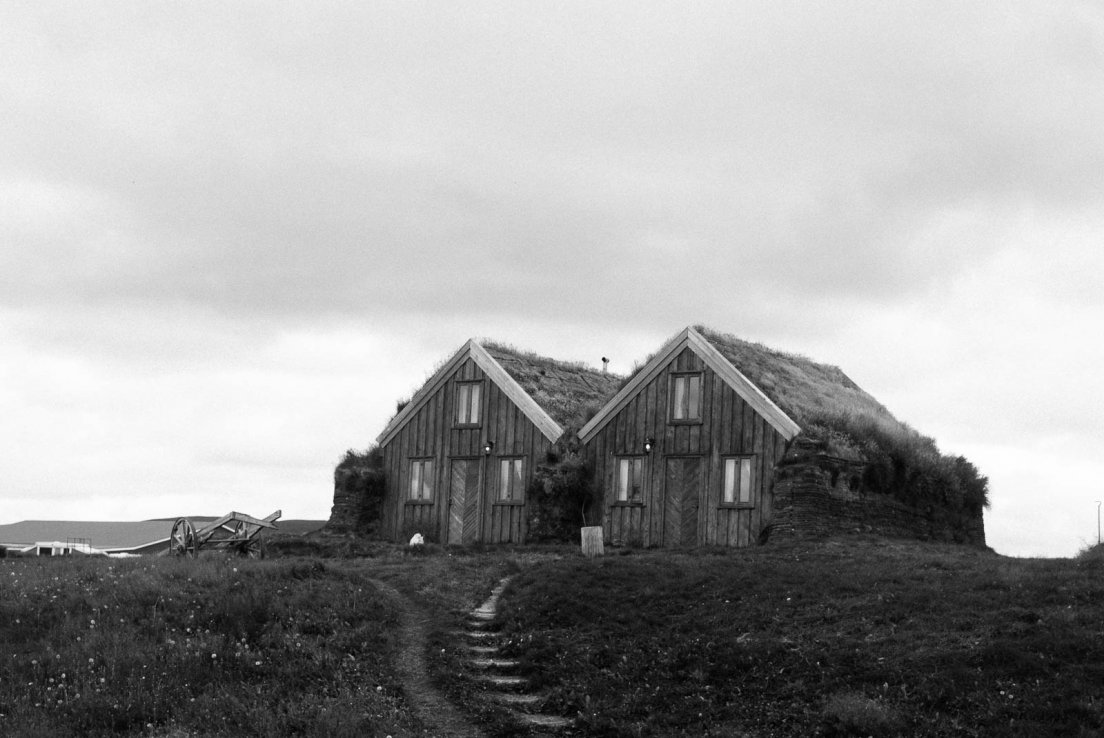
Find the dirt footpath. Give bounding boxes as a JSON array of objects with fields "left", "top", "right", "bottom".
[{"left": 369, "top": 578, "right": 486, "bottom": 738}]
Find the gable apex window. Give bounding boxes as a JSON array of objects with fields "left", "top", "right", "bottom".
[
  {"left": 455, "top": 381, "right": 482, "bottom": 426},
  {"left": 669, "top": 372, "right": 702, "bottom": 422},
  {"left": 409, "top": 458, "right": 435, "bottom": 504},
  {"left": 615, "top": 457, "right": 645, "bottom": 504},
  {"left": 497, "top": 458, "right": 525, "bottom": 504},
  {"left": 722, "top": 456, "right": 754, "bottom": 506}
]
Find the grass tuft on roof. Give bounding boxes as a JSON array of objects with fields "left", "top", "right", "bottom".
[
  {"left": 481, "top": 341, "right": 623, "bottom": 432},
  {"left": 693, "top": 325, "right": 893, "bottom": 430}
]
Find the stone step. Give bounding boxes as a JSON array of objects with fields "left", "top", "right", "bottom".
[
  {"left": 463, "top": 644, "right": 499, "bottom": 654},
  {"left": 479, "top": 674, "right": 527, "bottom": 689},
  {"left": 452, "top": 629, "right": 497, "bottom": 640},
  {"left": 515, "top": 713, "right": 573, "bottom": 730},
  {"left": 471, "top": 610, "right": 496, "bottom": 621},
  {"left": 468, "top": 658, "right": 519, "bottom": 669},
  {"left": 492, "top": 692, "right": 542, "bottom": 707}
]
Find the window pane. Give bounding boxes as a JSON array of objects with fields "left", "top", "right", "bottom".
[
  {"left": 687, "top": 375, "right": 701, "bottom": 419},
  {"left": 469, "top": 383, "right": 480, "bottom": 423},
  {"left": 672, "top": 376, "right": 687, "bottom": 419},
  {"left": 410, "top": 460, "right": 431, "bottom": 501},
  {"left": 499, "top": 460, "right": 510, "bottom": 500},
  {"left": 739, "top": 458, "right": 752, "bottom": 503},
  {"left": 512, "top": 460, "right": 524, "bottom": 501},
  {"left": 631, "top": 458, "right": 643, "bottom": 501},
  {"left": 422, "top": 460, "right": 434, "bottom": 501},
  {"left": 617, "top": 459, "right": 629, "bottom": 501},
  {"left": 723, "top": 458, "right": 736, "bottom": 503},
  {"left": 456, "top": 384, "right": 469, "bottom": 423}
]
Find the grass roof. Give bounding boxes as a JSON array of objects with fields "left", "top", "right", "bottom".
[
  {"left": 693, "top": 325, "right": 898, "bottom": 433},
  {"left": 691, "top": 326, "right": 988, "bottom": 512},
  {"left": 482, "top": 341, "right": 623, "bottom": 432}
]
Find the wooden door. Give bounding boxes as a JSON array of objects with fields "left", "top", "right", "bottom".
[
  {"left": 447, "top": 458, "right": 480, "bottom": 544},
  {"left": 663, "top": 457, "right": 702, "bottom": 547}
]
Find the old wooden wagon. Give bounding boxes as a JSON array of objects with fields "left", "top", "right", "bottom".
[{"left": 168, "top": 510, "right": 281, "bottom": 558}]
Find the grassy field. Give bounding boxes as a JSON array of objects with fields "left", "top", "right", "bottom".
[
  {"left": 0, "top": 543, "right": 527, "bottom": 737},
  {"left": 3, "top": 537, "right": 1104, "bottom": 737},
  {"left": 496, "top": 538, "right": 1104, "bottom": 737}
]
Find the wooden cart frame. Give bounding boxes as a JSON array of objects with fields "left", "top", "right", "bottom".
[{"left": 168, "top": 510, "right": 281, "bottom": 558}]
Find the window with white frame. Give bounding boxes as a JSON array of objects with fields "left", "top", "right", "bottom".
[
  {"left": 616, "top": 457, "right": 645, "bottom": 503},
  {"left": 409, "top": 459, "right": 434, "bottom": 502},
  {"left": 455, "top": 382, "right": 481, "bottom": 425},
  {"left": 670, "top": 373, "right": 702, "bottom": 422},
  {"left": 722, "top": 457, "right": 754, "bottom": 505},
  {"left": 498, "top": 458, "right": 524, "bottom": 502}
]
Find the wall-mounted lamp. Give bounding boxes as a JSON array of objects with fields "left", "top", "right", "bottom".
[
  {"left": 643, "top": 437, "right": 656, "bottom": 455},
  {"left": 483, "top": 440, "right": 496, "bottom": 456}
]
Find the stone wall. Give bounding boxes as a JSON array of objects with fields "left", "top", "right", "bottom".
[
  {"left": 325, "top": 465, "right": 386, "bottom": 535},
  {"left": 769, "top": 441, "right": 986, "bottom": 547}
]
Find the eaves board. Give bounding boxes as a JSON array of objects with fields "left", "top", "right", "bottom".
[
  {"left": 376, "top": 340, "right": 564, "bottom": 446},
  {"left": 578, "top": 327, "right": 801, "bottom": 443}
]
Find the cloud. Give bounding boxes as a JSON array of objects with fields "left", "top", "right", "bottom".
[
  {"left": 1, "top": 2, "right": 1101, "bottom": 553},
  {"left": 4, "top": 1, "right": 1102, "bottom": 329}
]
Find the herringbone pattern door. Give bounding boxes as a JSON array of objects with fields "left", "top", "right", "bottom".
[
  {"left": 448, "top": 459, "right": 480, "bottom": 544},
  {"left": 663, "top": 457, "right": 702, "bottom": 547}
]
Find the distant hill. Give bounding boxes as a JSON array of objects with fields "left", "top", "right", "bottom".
[
  {"left": 148, "top": 517, "right": 325, "bottom": 536},
  {"left": 272, "top": 520, "right": 326, "bottom": 535}
]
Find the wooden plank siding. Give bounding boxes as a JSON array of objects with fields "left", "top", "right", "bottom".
[
  {"left": 585, "top": 347, "right": 788, "bottom": 548},
  {"left": 380, "top": 357, "right": 553, "bottom": 544}
]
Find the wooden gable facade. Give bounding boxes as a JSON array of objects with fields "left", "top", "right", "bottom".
[
  {"left": 578, "top": 327, "right": 801, "bottom": 548},
  {"left": 376, "top": 340, "right": 620, "bottom": 545}
]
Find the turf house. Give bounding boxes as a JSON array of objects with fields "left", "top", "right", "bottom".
[
  {"left": 370, "top": 339, "right": 621, "bottom": 544},
  {"left": 333, "top": 327, "right": 986, "bottom": 549},
  {"left": 578, "top": 326, "right": 988, "bottom": 548}
]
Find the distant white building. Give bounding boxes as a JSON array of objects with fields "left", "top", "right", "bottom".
[
  {"left": 0, "top": 521, "right": 175, "bottom": 557},
  {"left": 32, "top": 540, "right": 105, "bottom": 556}
]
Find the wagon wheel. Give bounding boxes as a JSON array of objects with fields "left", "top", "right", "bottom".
[
  {"left": 169, "top": 518, "right": 197, "bottom": 558},
  {"left": 241, "top": 537, "right": 265, "bottom": 559}
]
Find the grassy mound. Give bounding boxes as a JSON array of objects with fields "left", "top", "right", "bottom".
[{"left": 495, "top": 538, "right": 1104, "bottom": 736}]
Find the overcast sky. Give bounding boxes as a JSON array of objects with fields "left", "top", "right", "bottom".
[{"left": 3, "top": 1, "right": 1101, "bottom": 557}]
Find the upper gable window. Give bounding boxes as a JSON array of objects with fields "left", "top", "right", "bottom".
[
  {"left": 670, "top": 373, "right": 702, "bottom": 422},
  {"left": 455, "top": 381, "right": 482, "bottom": 426}
]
